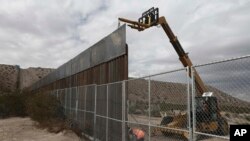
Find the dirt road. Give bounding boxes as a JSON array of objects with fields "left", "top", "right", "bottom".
[{"left": 0, "top": 117, "right": 81, "bottom": 141}]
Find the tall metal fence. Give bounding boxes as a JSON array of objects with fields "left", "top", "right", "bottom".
[
  {"left": 31, "top": 25, "right": 128, "bottom": 92},
  {"left": 33, "top": 25, "right": 128, "bottom": 141},
  {"left": 50, "top": 55, "right": 250, "bottom": 141}
]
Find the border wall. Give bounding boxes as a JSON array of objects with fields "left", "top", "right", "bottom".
[
  {"left": 31, "top": 25, "right": 128, "bottom": 141},
  {"left": 31, "top": 25, "right": 128, "bottom": 91}
]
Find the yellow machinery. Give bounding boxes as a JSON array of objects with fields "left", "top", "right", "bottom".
[{"left": 119, "top": 7, "right": 228, "bottom": 139}]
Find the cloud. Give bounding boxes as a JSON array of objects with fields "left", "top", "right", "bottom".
[
  {"left": 0, "top": 0, "right": 105, "bottom": 68},
  {"left": 1, "top": 0, "right": 250, "bottom": 102},
  {"left": 0, "top": 0, "right": 249, "bottom": 74},
  {"left": 127, "top": 0, "right": 250, "bottom": 76},
  {"left": 194, "top": 56, "right": 250, "bottom": 102}
]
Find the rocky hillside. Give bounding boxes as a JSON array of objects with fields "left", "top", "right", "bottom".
[
  {"left": 0, "top": 65, "right": 20, "bottom": 93},
  {"left": 19, "top": 67, "right": 54, "bottom": 89},
  {"left": 127, "top": 78, "right": 250, "bottom": 109},
  {"left": 0, "top": 64, "right": 54, "bottom": 94}
]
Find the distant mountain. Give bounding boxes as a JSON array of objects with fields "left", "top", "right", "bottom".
[
  {"left": 19, "top": 67, "right": 54, "bottom": 89},
  {"left": 127, "top": 78, "right": 250, "bottom": 109},
  {"left": 0, "top": 64, "right": 54, "bottom": 94}
]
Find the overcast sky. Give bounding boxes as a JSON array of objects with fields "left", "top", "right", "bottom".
[{"left": 0, "top": 0, "right": 250, "bottom": 77}]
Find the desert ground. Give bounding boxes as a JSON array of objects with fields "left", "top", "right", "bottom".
[{"left": 0, "top": 117, "right": 84, "bottom": 141}]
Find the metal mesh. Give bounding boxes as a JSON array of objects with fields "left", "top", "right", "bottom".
[
  {"left": 58, "top": 89, "right": 65, "bottom": 107},
  {"left": 85, "top": 85, "right": 95, "bottom": 112},
  {"left": 150, "top": 69, "right": 189, "bottom": 141},
  {"left": 77, "top": 86, "right": 86, "bottom": 131},
  {"left": 70, "top": 87, "right": 77, "bottom": 120},
  {"left": 192, "top": 56, "right": 250, "bottom": 140},
  {"left": 96, "top": 116, "right": 107, "bottom": 141},
  {"left": 127, "top": 78, "right": 149, "bottom": 125},
  {"left": 108, "top": 83, "right": 123, "bottom": 119},
  {"left": 108, "top": 82, "right": 123, "bottom": 140},
  {"left": 96, "top": 85, "right": 107, "bottom": 116},
  {"left": 78, "top": 86, "right": 86, "bottom": 110},
  {"left": 85, "top": 85, "right": 95, "bottom": 137},
  {"left": 85, "top": 112, "right": 94, "bottom": 136},
  {"left": 50, "top": 56, "right": 250, "bottom": 141},
  {"left": 65, "top": 88, "right": 71, "bottom": 117},
  {"left": 125, "top": 69, "right": 190, "bottom": 141},
  {"left": 95, "top": 85, "right": 108, "bottom": 140},
  {"left": 106, "top": 119, "right": 122, "bottom": 141}
]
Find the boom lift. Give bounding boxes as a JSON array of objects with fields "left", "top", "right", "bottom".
[{"left": 119, "top": 7, "right": 228, "bottom": 138}]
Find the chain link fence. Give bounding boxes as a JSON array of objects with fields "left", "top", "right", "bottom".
[
  {"left": 49, "top": 55, "right": 250, "bottom": 141},
  {"left": 126, "top": 68, "right": 190, "bottom": 141},
  {"left": 191, "top": 56, "right": 250, "bottom": 141}
]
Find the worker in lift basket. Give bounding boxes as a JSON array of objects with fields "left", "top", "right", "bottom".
[{"left": 128, "top": 127, "right": 145, "bottom": 141}]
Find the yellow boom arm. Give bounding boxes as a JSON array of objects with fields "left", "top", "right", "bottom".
[{"left": 119, "top": 16, "right": 207, "bottom": 95}]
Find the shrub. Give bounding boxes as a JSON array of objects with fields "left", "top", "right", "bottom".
[
  {"left": 0, "top": 90, "right": 30, "bottom": 118},
  {"left": 0, "top": 91, "right": 78, "bottom": 134},
  {"left": 25, "top": 92, "right": 68, "bottom": 133},
  {"left": 26, "top": 92, "right": 64, "bottom": 122}
]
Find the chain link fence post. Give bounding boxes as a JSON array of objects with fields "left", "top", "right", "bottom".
[
  {"left": 75, "top": 87, "right": 79, "bottom": 121},
  {"left": 148, "top": 77, "right": 151, "bottom": 141},
  {"left": 94, "top": 84, "right": 97, "bottom": 141},
  {"left": 122, "top": 81, "right": 126, "bottom": 141},
  {"left": 191, "top": 67, "right": 197, "bottom": 141},
  {"left": 64, "top": 88, "right": 67, "bottom": 114},
  {"left": 68, "top": 88, "right": 70, "bottom": 118},
  {"left": 106, "top": 84, "right": 109, "bottom": 141},
  {"left": 187, "top": 67, "right": 192, "bottom": 141},
  {"left": 83, "top": 86, "right": 87, "bottom": 131}
]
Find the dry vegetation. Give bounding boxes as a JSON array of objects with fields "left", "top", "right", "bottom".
[{"left": 0, "top": 90, "right": 87, "bottom": 140}]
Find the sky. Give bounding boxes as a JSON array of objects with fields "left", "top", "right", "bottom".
[
  {"left": 0, "top": 0, "right": 250, "bottom": 76},
  {"left": 1, "top": 0, "right": 249, "bottom": 101}
]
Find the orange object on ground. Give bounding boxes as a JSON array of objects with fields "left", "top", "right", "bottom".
[{"left": 132, "top": 128, "right": 145, "bottom": 140}]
